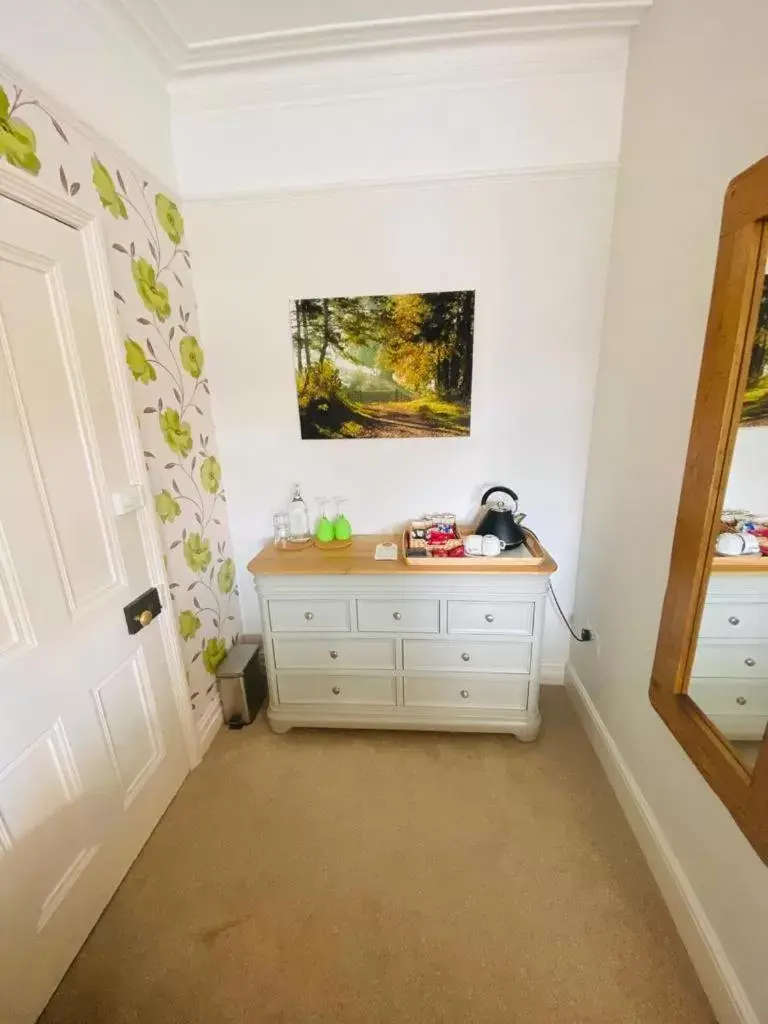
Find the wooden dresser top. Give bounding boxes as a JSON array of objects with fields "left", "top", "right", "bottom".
[
  {"left": 711, "top": 554, "right": 768, "bottom": 573},
  {"left": 248, "top": 533, "right": 557, "bottom": 577}
]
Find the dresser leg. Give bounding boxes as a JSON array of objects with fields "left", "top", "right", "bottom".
[
  {"left": 513, "top": 716, "right": 541, "bottom": 743},
  {"left": 267, "top": 716, "right": 293, "bottom": 735}
]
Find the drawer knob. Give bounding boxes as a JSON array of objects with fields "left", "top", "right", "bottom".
[
  {"left": 304, "top": 611, "right": 314, "bottom": 621},
  {"left": 745, "top": 657, "right": 756, "bottom": 667},
  {"left": 393, "top": 611, "right": 402, "bottom": 621},
  {"left": 485, "top": 614, "right": 495, "bottom": 623},
  {"left": 460, "top": 689, "right": 470, "bottom": 699},
  {"left": 332, "top": 686, "right": 341, "bottom": 695},
  {"left": 736, "top": 696, "right": 747, "bottom": 706},
  {"left": 461, "top": 652, "right": 471, "bottom": 662},
  {"left": 728, "top": 616, "right": 740, "bottom": 626},
  {"left": 330, "top": 650, "right": 339, "bottom": 660}
]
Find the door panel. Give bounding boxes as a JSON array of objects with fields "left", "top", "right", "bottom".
[
  {"left": 92, "top": 649, "right": 165, "bottom": 810},
  {"left": 0, "top": 195, "right": 189, "bottom": 1024},
  {"left": 0, "top": 242, "right": 124, "bottom": 612}
]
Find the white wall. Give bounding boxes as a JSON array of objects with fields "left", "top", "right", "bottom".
[
  {"left": 171, "top": 33, "right": 627, "bottom": 197},
  {"left": 571, "top": 0, "right": 768, "bottom": 1020},
  {"left": 187, "top": 167, "right": 616, "bottom": 671},
  {"left": 0, "top": 0, "right": 176, "bottom": 186},
  {"left": 179, "top": 31, "right": 628, "bottom": 676},
  {"left": 726, "top": 427, "right": 768, "bottom": 513}
]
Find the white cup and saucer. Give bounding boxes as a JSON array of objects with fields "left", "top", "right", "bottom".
[
  {"left": 465, "top": 534, "right": 502, "bottom": 557},
  {"left": 715, "top": 532, "right": 761, "bottom": 556}
]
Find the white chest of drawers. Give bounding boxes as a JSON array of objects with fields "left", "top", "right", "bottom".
[
  {"left": 248, "top": 535, "right": 557, "bottom": 741},
  {"left": 691, "top": 569, "right": 768, "bottom": 740}
]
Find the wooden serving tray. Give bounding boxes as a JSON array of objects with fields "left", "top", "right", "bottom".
[
  {"left": 402, "top": 528, "right": 546, "bottom": 569},
  {"left": 248, "top": 533, "right": 557, "bottom": 576},
  {"left": 313, "top": 537, "right": 353, "bottom": 550}
]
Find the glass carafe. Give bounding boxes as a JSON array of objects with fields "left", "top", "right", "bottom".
[{"left": 288, "top": 483, "right": 310, "bottom": 541}]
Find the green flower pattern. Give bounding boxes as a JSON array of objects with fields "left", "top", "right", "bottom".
[
  {"left": 200, "top": 455, "right": 221, "bottom": 494},
  {"left": 160, "top": 409, "right": 193, "bottom": 457},
  {"left": 184, "top": 533, "right": 212, "bottom": 573},
  {"left": 92, "top": 157, "right": 127, "bottom": 219},
  {"left": 0, "top": 87, "right": 40, "bottom": 175},
  {"left": 156, "top": 193, "right": 185, "bottom": 244},
  {"left": 217, "top": 558, "right": 235, "bottom": 595},
  {"left": 179, "top": 610, "right": 202, "bottom": 641},
  {"left": 125, "top": 339, "right": 156, "bottom": 383},
  {"left": 132, "top": 258, "right": 171, "bottom": 320},
  {"left": 155, "top": 489, "right": 181, "bottom": 523},
  {"left": 202, "top": 637, "right": 227, "bottom": 676},
  {"left": 180, "top": 335, "right": 204, "bottom": 378},
  {"left": 3, "top": 72, "right": 241, "bottom": 717}
]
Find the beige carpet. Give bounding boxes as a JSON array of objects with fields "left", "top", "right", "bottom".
[{"left": 41, "top": 687, "right": 714, "bottom": 1024}]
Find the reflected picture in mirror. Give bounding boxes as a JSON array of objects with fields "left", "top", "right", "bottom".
[{"left": 689, "top": 258, "right": 768, "bottom": 773}]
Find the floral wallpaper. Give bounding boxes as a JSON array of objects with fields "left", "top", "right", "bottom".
[{"left": 0, "top": 74, "right": 242, "bottom": 723}]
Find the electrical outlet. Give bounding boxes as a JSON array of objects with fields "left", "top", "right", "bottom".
[{"left": 586, "top": 622, "right": 600, "bottom": 656}]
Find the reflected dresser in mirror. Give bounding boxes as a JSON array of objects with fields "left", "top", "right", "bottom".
[{"left": 651, "top": 156, "right": 768, "bottom": 863}]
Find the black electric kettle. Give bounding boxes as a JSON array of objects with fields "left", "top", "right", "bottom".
[{"left": 475, "top": 486, "right": 527, "bottom": 549}]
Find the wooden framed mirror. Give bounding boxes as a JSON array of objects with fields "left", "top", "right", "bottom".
[{"left": 651, "top": 154, "right": 768, "bottom": 864}]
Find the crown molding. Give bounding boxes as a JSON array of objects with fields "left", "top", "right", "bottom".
[
  {"left": 93, "top": 1, "right": 652, "bottom": 80},
  {"left": 183, "top": 160, "right": 617, "bottom": 206},
  {"left": 88, "top": 0, "right": 187, "bottom": 75}
]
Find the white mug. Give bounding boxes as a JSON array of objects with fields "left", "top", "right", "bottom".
[
  {"left": 743, "top": 533, "right": 761, "bottom": 554},
  {"left": 715, "top": 532, "right": 757, "bottom": 556},
  {"left": 481, "top": 534, "right": 502, "bottom": 557},
  {"left": 464, "top": 534, "right": 483, "bottom": 556}
]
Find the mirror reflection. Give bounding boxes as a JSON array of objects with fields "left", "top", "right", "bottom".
[{"left": 689, "top": 257, "right": 768, "bottom": 772}]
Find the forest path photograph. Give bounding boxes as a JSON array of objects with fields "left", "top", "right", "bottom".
[
  {"left": 290, "top": 290, "right": 475, "bottom": 440},
  {"left": 742, "top": 269, "right": 768, "bottom": 426},
  {"left": 352, "top": 400, "right": 468, "bottom": 437}
]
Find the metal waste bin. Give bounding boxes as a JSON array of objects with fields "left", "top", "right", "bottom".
[{"left": 215, "top": 642, "right": 267, "bottom": 727}]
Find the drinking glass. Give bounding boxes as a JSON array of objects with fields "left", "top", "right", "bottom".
[
  {"left": 315, "top": 498, "right": 335, "bottom": 543},
  {"left": 272, "top": 512, "right": 291, "bottom": 549},
  {"left": 333, "top": 496, "right": 352, "bottom": 541}
]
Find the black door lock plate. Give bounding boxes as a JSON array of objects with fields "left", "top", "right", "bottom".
[{"left": 124, "top": 587, "right": 162, "bottom": 635}]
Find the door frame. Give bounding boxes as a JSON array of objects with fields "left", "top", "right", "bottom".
[{"left": 0, "top": 162, "right": 200, "bottom": 770}]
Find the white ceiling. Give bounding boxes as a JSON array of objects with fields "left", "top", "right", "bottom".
[{"left": 106, "top": 0, "right": 652, "bottom": 76}]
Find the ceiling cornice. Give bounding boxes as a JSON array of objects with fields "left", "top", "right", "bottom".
[
  {"left": 92, "top": 0, "right": 187, "bottom": 73},
  {"left": 96, "top": 0, "right": 652, "bottom": 80}
]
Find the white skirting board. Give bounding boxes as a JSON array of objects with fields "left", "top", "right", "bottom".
[
  {"left": 564, "top": 664, "right": 757, "bottom": 1024},
  {"left": 540, "top": 662, "right": 565, "bottom": 685},
  {"left": 196, "top": 697, "right": 223, "bottom": 758}
]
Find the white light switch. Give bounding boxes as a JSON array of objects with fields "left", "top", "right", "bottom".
[{"left": 112, "top": 485, "right": 146, "bottom": 516}]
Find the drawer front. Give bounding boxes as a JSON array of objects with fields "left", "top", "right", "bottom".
[
  {"left": 699, "top": 602, "right": 768, "bottom": 640},
  {"left": 277, "top": 673, "right": 396, "bottom": 706},
  {"left": 404, "top": 674, "right": 528, "bottom": 710},
  {"left": 273, "top": 637, "right": 396, "bottom": 671},
  {"left": 447, "top": 600, "right": 534, "bottom": 636},
  {"left": 357, "top": 599, "right": 439, "bottom": 633},
  {"left": 689, "top": 679, "right": 768, "bottom": 716},
  {"left": 268, "top": 599, "right": 350, "bottom": 633},
  {"left": 691, "top": 643, "right": 768, "bottom": 679},
  {"left": 403, "top": 640, "right": 531, "bottom": 674}
]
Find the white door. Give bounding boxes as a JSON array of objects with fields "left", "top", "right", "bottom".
[{"left": 0, "top": 195, "right": 190, "bottom": 1023}]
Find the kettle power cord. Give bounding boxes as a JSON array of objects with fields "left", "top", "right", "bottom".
[
  {"left": 547, "top": 581, "right": 593, "bottom": 643},
  {"left": 521, "top": 527, "right": 593, "bottom": 643}
]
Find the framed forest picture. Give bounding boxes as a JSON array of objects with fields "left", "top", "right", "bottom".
[
  {"left": 290, "top": 290, "right": 475, "bottom": 439},
  {"left": 742, "top": 267, "right": 768, "bottom": 425}
]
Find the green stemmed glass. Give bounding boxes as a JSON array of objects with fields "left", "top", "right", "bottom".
[
  {"left": 333, "top": 496, "right": 352, "bottom": 542},
  {"left": 315, "top": 497, "right": 335, "bottom": 544}
]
